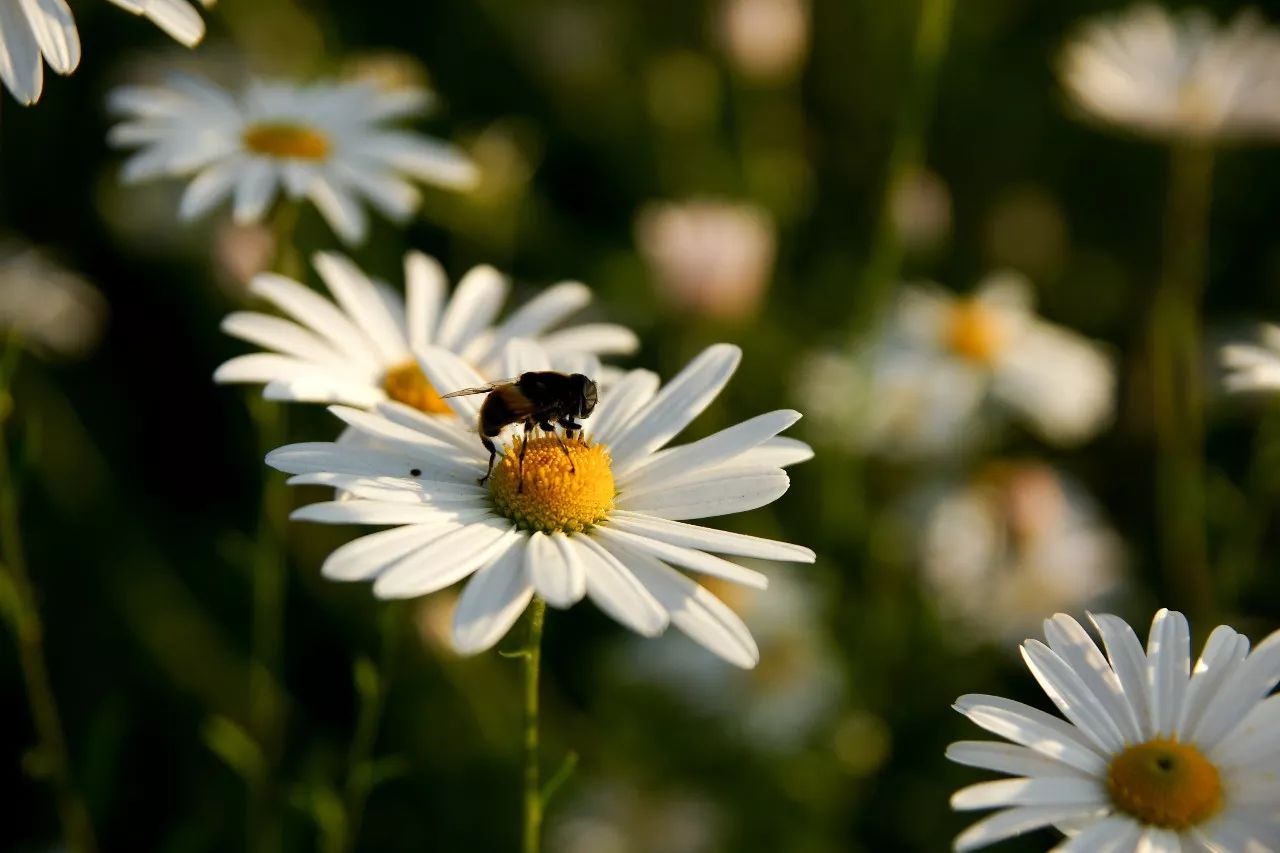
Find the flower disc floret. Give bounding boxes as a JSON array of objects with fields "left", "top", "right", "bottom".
[
  {"left": 1107, "top": 739, "right": 1222, "bottom": 830},
  {"left": 382, "top": 361, "right": 452, "bottom": 415},
  {"left": 489, "top": 436, "right": 615, "bottom": 534},
  {"left": 242, "top": 122, "right": 332, "bottom": 160}
]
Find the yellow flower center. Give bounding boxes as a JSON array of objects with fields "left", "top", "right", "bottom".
[
  {"left": 242, "top": 122, "right": 332, "bottom": 160},
  {"left": 489, "top": 435, "right": 615, "bottom": 534},
  {"left": 382, "top": 361, "right": 453, "bottom": 415},
  {"left": 1107, "top": 739, "right": 1222, "bottom": 830},
  {"left": 946, "top": 299, "right": 1004, "bottom": 365}
]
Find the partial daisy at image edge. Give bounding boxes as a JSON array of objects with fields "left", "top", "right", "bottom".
[
  {"left": 947, "top": 608, "right": 1280, "bottom": 851},
  {"left": 263, "top": 339, "right": 816, "bottom": 667}
]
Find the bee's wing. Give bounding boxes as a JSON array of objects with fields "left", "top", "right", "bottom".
[{"left": 440, "top": 378, "right": 518, "bottom": 399}]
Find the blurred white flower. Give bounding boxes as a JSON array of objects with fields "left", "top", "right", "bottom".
[
  {"left": 948, "top": 609, "right": 1280, "bottom": 850},
  {"left": 891, "top": 167, "right": 952, "bottom": 255},
  {"left": 793, "top": 347, "right": 862, "bottom": 451},
  {"left": 1221, "top": 323, "right": 1280, "bottom": 393},
  {"left": 1060, "top": 5, "right": 1280, "bottom": 142},
  {"left": 215, "top": 251, "right": 638, "bottom": 412},
  {"left": 266, "top": 342, "right": 814, "bottom": 665},
  {"left": 550, "top": 779, "right": 722, "bottom": 853},
  {"left": 621, "top": 566, "right": 843, "bottom": 749},
  {"left": 0, "top": 244, "right": 105, "bottom": 360},
  {"left": 0, "top": 0, "right": 211, "bottom": 105},
  {"left": 856, "top": 272, "right": 1115, "bottom": 456},
  {"left": 635, "top": 200, "right": 775, "bottom": 323},
  {"left": 107, "top": 74, "right": 478, "bottom": 245},
  {"left": 916, "top": 461, "right": 1123, "bottom": 644},
  {"left": 718, "top": 0, "right": 809, "bottom": 82}
]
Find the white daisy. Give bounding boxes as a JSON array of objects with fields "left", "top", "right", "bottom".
[
  {"left": 948, "top": 609, "right": 1280, "bottom": 851},
  {"left": 107, "top": 0, "right": 215, "bottom": 49},
  {"left": 917, "top": 461, "right": 1124, "bottom": 644},
  {"left": 106, "top": 74, "right": 478, "bottom": 245},
  {"left": 0, "top": 0, "right": 213, "bottom": 106},
  {"left": 857, "top": 272, "right": 1114, "bottom": 456},
  {"left": 1060, "top": 5, "right": 1280, "bottom": 142},
  {"left": 1221, "top": 324, "right": 1280, "bottom": 393},
  {"left": 265, "top": 341, "right": 815, "bottom": 667},
  {"left": 214, "top": 250, "right": 639, "bottom": 415}
]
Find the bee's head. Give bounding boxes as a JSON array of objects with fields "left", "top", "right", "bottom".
[{"left": 572, "top": 374, "right": 598, "bottom": 418}]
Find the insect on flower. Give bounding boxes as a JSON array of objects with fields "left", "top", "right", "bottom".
[{"left": 442, "top": 371, "right": 599, "bottom": 490}]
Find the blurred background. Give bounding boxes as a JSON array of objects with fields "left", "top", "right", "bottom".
[{"left": 4, "top": 0, "right": 1280, "bottom": 850}]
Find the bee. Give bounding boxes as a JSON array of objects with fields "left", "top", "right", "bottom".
[{"left": 442, "top": 371, "right": 599, "bottom": 491}]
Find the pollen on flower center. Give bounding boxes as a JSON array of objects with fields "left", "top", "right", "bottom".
[
  {"left": 382, "top": 361, "right": 454, "bottom": 415},
  {"left": 242, "top": 122, "right": 332, "bottom": 160},
  {"left": 1107, "top": 739, "right": 1222, "bottom": 829},
  {"left": 946, "top": 300, "right": 1004, "bottom": 365},
  {"left": 489, "top": 435, "right": 615, "bottom": 534}
]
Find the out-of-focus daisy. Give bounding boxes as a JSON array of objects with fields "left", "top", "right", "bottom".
[
  {"left": 0, "top": 243, "right": 106, "bottom": 360},
  {"left": 550, "top": 778, "right": 722, "bottom": 853},
  {"left": 857, "top": 272, "right": 1114, "bottom": 456},
  {"left": 622, "top": 567, "right": 842, "bottom": 748},
  {"left": 635, "top": 200, "right": 776, "bottom": 323},
  {"left": 0, "top": 0, "right": 211, "bottom": 105},
  {"left": 1221, "top": 324, "right": 1280, "bottom": 393},
  {"left": 107, "top": 0, "right": 215, "bottom": 49},
  {"left": 718, "top": 0, "right": 810, "bottom": 83},
  {"left": 917, "top": 461, "right": 1123, "bottom": 643},
  {"left": 215, "top": 251, "right": 638, "bottom": 413},
  {"left": 266, "top": 341, "right": 814, "bottom": 666},
  {"left": 1060, "top": 5, "right": 1280, "bottom": 142},
  {"left": 107, "top": 74, "right": 478, "bottom": 245},
  {"left": 948, "top": 609, "right": 1280, "bottom": 850},
  {"left": 892, "top": 167, "right": 952, "bottom": 256}
]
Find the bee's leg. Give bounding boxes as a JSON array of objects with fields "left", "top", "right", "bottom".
[
  {"left": 543, "top": 419, "right": 576, "bottom": 474},
  {"left": 479, "top": 435, "right": 498, "bottom": 485},
  {"left": 518, "top": 421, "right": 534, "bottom": 493}
]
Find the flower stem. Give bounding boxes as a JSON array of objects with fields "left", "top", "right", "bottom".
[
  {"left": 1150, "top": 141, "right": 1216, "bottom": 622},
  {"left": 522, "top": 597, "right": 547, "bottom": 853},
  {"left": 853, "top": 0, "right": 956, "bottom": 332},
  {"left": 0, "top": 337, "right": 98, "bottom": 853}
]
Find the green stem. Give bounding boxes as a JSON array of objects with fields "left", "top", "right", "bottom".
[
  {"left": 0, "top": 338, "right": 98, "bottom": 853},
  {"left": 522, "top": 597, "right": 546, "bottom": 853},
  {"left": 853, "top": 0, "right": 956, "bottom": 332},
  {"left": 1150, "top": 142, "right": 1216, "bottom": 622}
]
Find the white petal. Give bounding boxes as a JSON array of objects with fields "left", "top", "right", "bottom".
[
  {"left": 220, "top": 311, "right": 345, "bottom": 367},
  {"left": 262, "top": 376, "right": 385, "bottom": 407},
  {"left": 1190, "top": 628, "right": 1280, "bottom": 748},
  {"left": 20, "top": 0, "right": 79, "bottom": 74},
  {"left": 1136, "top": 827, "right": 1182, "bottom": 853},
  {"left": 1091, "top": 613, "right": 1154, "bottom": 741},
  {"left": 607, "top": 344, "right": 741, "bottom": 471},
  {"left": 946, "top": 741, "right": 1092, "bottom": 780},
  {"left": 363, "top": 131, "right": 478, "bottom": 189},
  {"left": 1022, "top": 639, "right": 1126, "bottom": 753},
  {"left": 436, "top": 264, "right": 509, "bottom": 353},
  {"left": 503, "top": 337, "right": 552, "bottom": 378},
  {"left": 415, "top": 345, "right": 489, "bottom": 421},
  {"left": 593, "top": 525, "right": 768, "bottom": 589},
  {"left": 584, "top": 369, "right": 659, "bottom": 445},
  {"left": 1043, "top": 614, "right": 1144, "bottom": 745},
  {"left": 616, "top": 466, "right": 789, "bottom": 520},
  {"left": 373, "top": 519, "right": 519, "bottom": 599},
  {"left": 955, "top": 806, "right": 1103, "bottom": 852},
  {"left": 308, "top": 176, "right": 369, "bottom": 246},
  {"left": 615, "top": 540, "right": 758, "bottom": 668},
  {"left": 1052, "top": 817, "right": 1143, "bottom": 852},
  {"left": 571, "top": 535, "right": 668, "bottom": 637},
  {"left": 314, "top": 252, "right": 410, "bottom": 364},
  {"left": 619, "top": 409, "right": 801, "bottom": 484},
  {"left": 953, "top": 694, "right": 1108, "bottom": 776},
  {"left": 1146, "top": 608, "right": 1191, "bottom": 738},
  {"left": 213, "top": 352, "right": 327, "bottom": 386},
  {"left": 744, "top": 436, "right": 813, "bottom": 468},
  {"left": 451, "top": 545, "right": 534, "bottom": 655},
  {"left": 0, "top": 3, "right": 43, "bottom": 105},
  {"left": 1193, "top": 814, "right": 1280, "bottom": 853},
  {"left": 292, "top": 500, "right": 469, "bottom": 526},
  {"left": 178, "top": 158, "right": 244, "bottom": 220},
  {"left": 372, "top": 401, "right": 483, "bottom": 457},
  {"left": 1179, "top": 625, "right": 1249, "bottom": 741},
  {"left": 951, "top": 777, "right": 1105, "bottom": 811},
  {"left": 267, "top": 441, "right": 447, "bottom": 480},
  {"left": 482, "top": 281, "right": 592, "bottom": 362},
  {"left": 322, "top": 524, "right": 451, "bottom": 581},
  {"left": 326, "top": 406, "right": 473, "bottom": 471},
  {"left": 231, "top": 159, "right": 278, "bottom": 224},
  {"left": 405, "top": 251, "right": 446, "bottom": 351},
  {"left": 121, "top": 0, "right": 206, "bottom": 47},
  {"left": 525, "top": 531, "right": 585, "bottom": 609},
  {"left": 605, "top": 512, "right": 814, "bottom": 563},
  {"left": 538, "top": 323, "right": 640, "bottom": 357},
  {"left": 1210, "top": 694, "right": 1280, "bottom": 769},
  {"left": 249, "top": 272, "right": 383, "bottom": 370}
]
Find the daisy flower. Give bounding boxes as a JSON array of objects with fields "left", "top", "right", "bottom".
[
  {"left": 1221, "top": 324, "right": 1280, "bottom": 393},
  {"left": 265, "top": 340, "right": 815, "bottom": 666},
  {"left": 1060, "top": 5, "right": 1280, "bottom": 142},
  {"left": 214, "top": 250, "right": 638, "bottom": 414},
  {"left": 917, "top": 461, "right": 1123, "bottom": 644},
  {"left": 106, "top": 74, "right": 478, "bottom": 245},
  {"left": 855, "top": 272, "right": 1114, "bottom": 456},
  {"left": 0, "top": 0, "right": 212, "bottom": 106},
  {"left": 948, "top": 609, "right": 1280, "bottom": 850}
]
